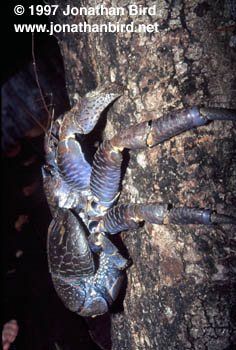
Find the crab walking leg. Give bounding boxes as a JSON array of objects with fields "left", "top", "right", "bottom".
[
  {"left": 110, "top": 107, "right": 236, "bottom": 149},
  {"left": 97, "top": 204, "right": 236, "bottom": 234},
  {"left": 57, "top": 138, "right": 92, "bottom": 192},
  {"left": 56, "top": 83, "right": 124, "bottom": 192},
  {"left": 89, "top": 107, "right": 235, "bottom": 205},
  {"left": 90, "top": 140, "right": 122, "bottom": 208},
  {"left": 88, "top": 232, "right": 128, "bottom": 270}
]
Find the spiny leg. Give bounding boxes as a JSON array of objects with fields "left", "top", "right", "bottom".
[{"left": 95, "top": 203, "right": 236, "bottom": 235}]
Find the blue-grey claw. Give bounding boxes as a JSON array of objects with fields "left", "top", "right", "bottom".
[{"left": 59, "top": 82, "right": 124, "bottom": 138}]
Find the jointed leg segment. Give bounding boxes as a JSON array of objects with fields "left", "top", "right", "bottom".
[
  {"left": 90, "top": 140, "right": 122, "bottom": 205},
  {"left": 89, "top": 106, "right": 236, "bottom": 217},
  {"left": 110, "top": 106, "right": 236, "bottom": 150},
  {"left": 98, "top": 203, "right": 236, "bottom": 235}
]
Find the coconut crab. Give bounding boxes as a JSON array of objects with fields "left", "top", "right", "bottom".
[{"left": 42, "top": 82, "right": 236, "bottom": 317}]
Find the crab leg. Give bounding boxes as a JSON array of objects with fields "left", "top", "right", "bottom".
[
  {"left": 110, "top": 107, "right": 236, "bottom": 149},
  {"left": 56, "top": 83, "right": 123, "bottom": 192},
  {"left": 89, "top": 107, "right": 235, "bottom": 209},
  {"left": 97, "top": 203, "right": 236, "bottom": 234},
  {"left": 57, "top": 137, "right": 92, "bottom": 192},
  {"left": 90, "top": 140, "right": 122, "bottom": 208},
  {"left": 88, "top": 232, "right": 128, "bottom": 270}
]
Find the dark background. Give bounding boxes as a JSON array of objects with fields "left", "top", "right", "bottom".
[{"left": 2, "top": 2, "right": 102, "bottom": 349}]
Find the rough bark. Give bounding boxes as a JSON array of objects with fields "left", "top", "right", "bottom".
[{"left": 48, "top": 1, "right": 236, "bottom": 349}]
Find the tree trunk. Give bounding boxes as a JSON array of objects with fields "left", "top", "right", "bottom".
[{"left": 48, "top": 1, "right": 236, "bottom": 349}]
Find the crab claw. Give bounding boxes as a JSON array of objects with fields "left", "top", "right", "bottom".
[{"left": 59, "top": 82, "right": 124, "bottom": 138}]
